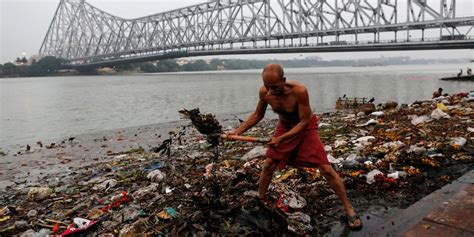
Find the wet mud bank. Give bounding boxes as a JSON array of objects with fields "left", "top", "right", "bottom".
[{"left": 0, "top": 93, "right": 473, "bottom": 236}]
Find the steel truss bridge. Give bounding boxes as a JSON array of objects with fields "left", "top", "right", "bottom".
[{"left": 39, "top": 0, "right": 474, "bottom": 68}]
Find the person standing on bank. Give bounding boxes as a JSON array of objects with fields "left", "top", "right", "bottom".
[{"left": 228, "top": 64, "right": 363, "bottom": 230}]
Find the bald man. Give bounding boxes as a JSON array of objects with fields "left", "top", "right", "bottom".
[{"left": 229, "top": 64, "right": 363, "bottom": 230}]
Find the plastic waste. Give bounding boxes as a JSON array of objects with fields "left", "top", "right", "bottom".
[
  {"left": 275, "top": 193, "right": 290, "bottom": 212},
  {"left": 371, "top": 111, "right": 384, "bottom": 116},
  {"left": 356, "top": 119, "right": 379, "bottom": 127},
  {"left": 410, "top": 115, "right": 431, "bottom": 126},
  {"left": 276, "top": 169, "right": 297, "bottom": 182},
  {"left": 26, "top": 210, "right": 38, "bottom": 217},
  {"left": 20, "top": 229, "right": 51, "bottom": 237},
  {"left": 157, "top": 207, "right": 179, "bottom": 219},
  {"left": 0, "top": 206, "right": 12, "bottom": 216},
  {"left": 60, "top": 218, "right": 97, "bottom": 236},
  {"left": 431, "top": 109, "right": 450, "bottom": 120},
  {"left": 318, "top": 123, "right": 330, "bottom": 128},
  {"left": 383, "top": 141, "right": 405, "bottom": 150},
  {"left": 147, "top": 170, "right": 165, "bottom": 182},
  {"left": 92, "top": 179, "right": 117, "bottom": 191},
  {"left": 334, "top": 140, "right": 347, "bottom": 148},
  {"left": 15, "top": 220, "right": 28, "bottom": 229},
  {"left": 354, "top": 136, "right": 375, "bottom": 144},
  {"left": 27, "top": 187, "right": 53, "bottom": 201},
  {"left": 204, "top": 163, "right": 214, "bottom": 177},
  {"left": 102, "top": 192, "right": 129, "bottom": 212},
  {"left": 324, "top": 145, "right": 332, "bottom": 152},
  {"left": 287, "top": 212, "right": 312, "bottom": 234},
  {"left": 342, "top": 154, "right": 359, "bottom": 168},
  {"left": 436, "top": 103, "right": 449, "bottom": 112},
  {"left": 0, "top": 216, "right": 10, "bottom": 222},
  {"left": 288, "top": 194, "right": 307, "bottom": 209},
  {"left": 407, "top": 145, "right": 427, "bottom": 155},
  {"left": 366, "top": 169, "right": 383, "bottom": 184},
  {"left": 327, "top": 154, "right": 342, "bottom": 164},
  {"left": 468, "top": 91, "right": 474, "bottom": 101},
  {"left": 450, "top": 137, "right": 467, "bottom": 147},
  {"left": 241, "top": 146, "right": 267, "bottom": 161},
  {"left": 387, "top": 171, "right": 407, "bottom": 179}
]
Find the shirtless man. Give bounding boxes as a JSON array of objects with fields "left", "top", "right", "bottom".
[
  {"left": 229, "top": 64, "right": 363, "bottom": 230},
  {"left": 432, "top": 88, "right": 443, "bottom": 98}
]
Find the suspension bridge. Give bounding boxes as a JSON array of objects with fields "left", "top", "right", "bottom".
[{"left": 39, "top": 0, "right": 474, "bottom": 68}]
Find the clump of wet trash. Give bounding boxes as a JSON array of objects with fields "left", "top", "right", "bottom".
[
  {"left": 179, "top": 108, "right": 223, "bottom": 146},
  {"left": 1, "top": 93, "right": 473, "bottom": 236}
]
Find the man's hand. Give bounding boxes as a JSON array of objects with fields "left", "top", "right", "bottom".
[
  {"left": 224, "top": 131, "right": 237, "bottom": 140},
  {"left": 267, "top": 136, "right": 282, "bottom": 147}
]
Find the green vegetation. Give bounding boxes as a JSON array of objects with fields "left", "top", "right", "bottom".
[
  {"left": 128, "top": 56, "right": 469, "bottom": 74},
  {"left": 0, "top": 56, "right": 68, "bottom": 78},
  {"left": 1, "top": 55, "right": 470, "bottom": 78}
]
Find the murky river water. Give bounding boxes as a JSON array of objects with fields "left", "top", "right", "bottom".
[{"left": 1, "top": 63, "right": 472, "bottom": 147}]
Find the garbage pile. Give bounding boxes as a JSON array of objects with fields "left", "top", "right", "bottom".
[{"left": 1, "top": 93, "right": 472, "bottom": 236}]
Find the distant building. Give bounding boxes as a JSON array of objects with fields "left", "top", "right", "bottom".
[{"left": 176, "top": 59, "right": 189, "bottom": 66}]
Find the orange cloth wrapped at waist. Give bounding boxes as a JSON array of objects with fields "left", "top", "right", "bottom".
[{"left": 266, "top": 115, "right": 330, "bottom": 170}]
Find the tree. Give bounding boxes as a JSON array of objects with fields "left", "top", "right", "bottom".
[
  {"left": 114, "top": 63, "right": 134, "bottom": 72},
  {"left": 36, "top": 56, "right": 66, "bottom": 73},
  {"left": 2, "top": 63, "right": 17, "bottom": 76},
  {"left": 21, "top": 57, "right": 28, "bottom": 64},
  {"left": 139, "top": 63, "right": 157, "bottom": 73},
  {"left": 209, "top": 58, "right": 224, "bottom": 70},
  {"left": 182, "top": 59, "right": 211, "bottom": 71},
  {"left": 156, "top": 60, "right": 179, "bottom": 72}
]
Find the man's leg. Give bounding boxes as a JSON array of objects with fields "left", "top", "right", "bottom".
[
  {"left": 318, "top": 164, "right": 362, "bottom": 228},
  {"left": 258, "top": 157, "right": 278, "bottom": 199}
]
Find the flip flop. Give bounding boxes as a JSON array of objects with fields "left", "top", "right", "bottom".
[{"left": 346, "top": 214, "right": 363, "bottom": 231}]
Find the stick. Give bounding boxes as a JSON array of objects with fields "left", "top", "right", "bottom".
[
  {"left": 45, "top": 219, "right": 68, "bottom": 226},
  {"left": 220, "top": 134, "right": 268, "bottom": 143}
]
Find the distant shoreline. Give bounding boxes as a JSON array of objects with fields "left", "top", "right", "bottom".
[{"left": 1, "top": 57, "right": 471, "bottom": 78}]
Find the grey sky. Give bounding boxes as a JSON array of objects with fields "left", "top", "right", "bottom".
[{"left": 0, "top": 0, "right": 472, "bottom": 64}]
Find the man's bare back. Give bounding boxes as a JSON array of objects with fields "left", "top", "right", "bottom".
[{"left": 260, "top": 80, "right": 314, "bottom": 127}]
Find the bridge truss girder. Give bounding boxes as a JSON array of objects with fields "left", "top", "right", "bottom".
[{"left": 39, "top": 0, "right": 474, "bottom": 67}]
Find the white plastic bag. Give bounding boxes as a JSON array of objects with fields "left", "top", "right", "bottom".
[{"left": 366, "top": 169, "right": 383, "bottom": 184}]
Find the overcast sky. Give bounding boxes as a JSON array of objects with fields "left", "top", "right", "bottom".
[{"left": 0, "top": 0, "right": 472, "bottom": 63}]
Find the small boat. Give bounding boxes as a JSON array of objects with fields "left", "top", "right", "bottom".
[
  {"left": 336, "top": 97, "right": 375, "bottom": 110},
  {"left": 440, "top": 75, "right": 474, "bottom": 81}
]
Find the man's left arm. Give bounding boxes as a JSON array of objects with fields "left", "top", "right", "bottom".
[{"left": 268, "top": 87, "right": 312, "bottom": 146}]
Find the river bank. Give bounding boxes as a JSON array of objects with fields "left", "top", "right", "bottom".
[{"left": 0, "top": 94, "right": 472, "bottom": 236}]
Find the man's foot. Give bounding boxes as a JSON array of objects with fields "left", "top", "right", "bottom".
[{"left": 346, "top": 214, "right": 363, "bottom": 230}]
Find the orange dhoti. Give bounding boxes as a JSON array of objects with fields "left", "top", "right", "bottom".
[{"left": 266, "top": 115, "right": 330, "bottom": 170}]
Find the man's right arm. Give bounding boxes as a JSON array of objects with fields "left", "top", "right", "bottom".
[{"left": 233, "top": 87, "right": 268, "bottom": 135}]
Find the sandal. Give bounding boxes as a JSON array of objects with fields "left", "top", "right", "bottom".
[{"left": 346, "top": 214, "right": 363, "bottom": 230}]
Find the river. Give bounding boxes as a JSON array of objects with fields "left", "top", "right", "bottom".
[{"left": 1, "top": 63, "right": 472, "bottom": 147}]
